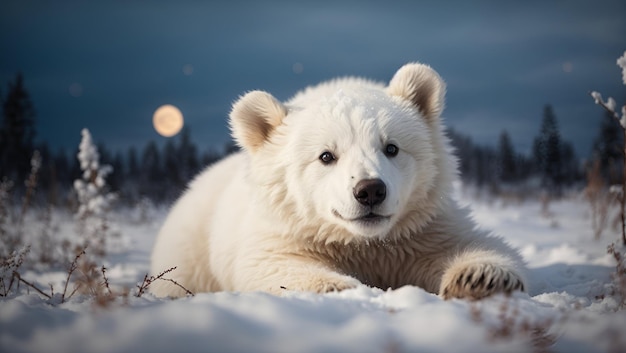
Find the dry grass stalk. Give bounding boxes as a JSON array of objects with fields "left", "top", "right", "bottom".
[
  {"left": 135, "top": 266, "right": 194, "bottom": 298},
  {"left": 13, "top": 271, "right": 52, "bottom": 299},
  {"left": 585, "top": 158, "right": 615, "bottom": 239},
  {"left": 101, "top": 266, "right": 112, "bottom": 296},
  {"left": 61, "top": 248, "right": 86, "bottom": 302},
  {"left": 1, "top": 246, "right": 32, "bottom": 297},
  {"left": 607, "top": 243, "right": 626, "bottom": 309}
]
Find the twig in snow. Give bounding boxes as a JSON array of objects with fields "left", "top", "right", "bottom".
[
  {"left": 61, "top": 248, "right": 86, "bottom": 302},
  {"left": 135, "top": 266, "right": 194, "bottom": 297},
  {"left": 11, "top": 271, "right": 51, "bottom": 299},
  {"left": 101, "top": 266, "right": 112, "bottom": 296}
]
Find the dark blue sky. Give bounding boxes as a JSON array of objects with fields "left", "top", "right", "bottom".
[{"left": 1, "top": 0, "right": 625, "bottom": 158}]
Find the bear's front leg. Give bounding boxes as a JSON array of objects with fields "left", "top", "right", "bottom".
[
  {"left": 234, "top": 254, "right": 362, "bottom": 295},
  {"left": 280, "top": 269, "right": 362, "bottom": 294},
  {"left": 439, "top": 249, "right": 526, "bottom": 300}
]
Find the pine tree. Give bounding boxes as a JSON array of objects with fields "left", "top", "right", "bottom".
[
  {"left": 53, "top": 149, "right": 70, "bottom": 186},
  {"left": 0, "top": 74, "right": 36, "bottom": 184},
  {"left": 46, "top": 148, "right": 70, "bottom": 205},
  {"left": 474, "top": 146, "right": 497, "bottom": 188},
  {"left": 177, "top": 127, "right": 199, "bottom": 182},
  {"left": 35, "top": 142, "right": 53, "bottom": 204},
  {"left": 497, "top": 130, "right": 517, "bottom": 183},
  {"left": 126, "top": 146, "right": 139, "bottom": 179},
  {"left": 592, "top": 110, "right": 624, "bottom": 184},
  {"left": 200, "top": 150, "right": 221, "bottom": 168},
  {"left": 163, "top": 139, "right": 181, "bottom": 187},
  {"left": 140, "top": 141, "right": 163, "bottom": 201},
  {"left": 121, "top": 146, "right": 140, "bottom": 203},
  {"left": 533, "top": 105, "right": 563, "bottom": 192},
  {"left": 109, "top": 152, "right": 125, "bottom": 192},
  {"left": 446, "top": 128, "right": 473, "bottom": 179},
  {"left": 447, "top": 128, "right": 497, "bottom": 187}
]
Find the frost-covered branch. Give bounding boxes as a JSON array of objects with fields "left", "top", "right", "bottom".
[
  {"left": 136, "top": 266, "right": 194, "bottom": 297},
  {"left": 589, "top": 91, "right": 626, "bottom": 132},
  {"left": 589, "top": 50, "right": 626, "bottom": 246},
  {"left": 590, "top": 51, "right": 626, "bottom": 121},
  {"left": 618, "top": 52, "right": 626, "bottom": 85}
]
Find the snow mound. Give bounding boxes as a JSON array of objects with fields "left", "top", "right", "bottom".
[{"left": 1, "top": 197, "right": 626, "bottom": 353}]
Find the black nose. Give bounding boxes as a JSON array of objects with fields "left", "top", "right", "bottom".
[{"left": 353, "top": 179, "right": 386, "bottom": 206}]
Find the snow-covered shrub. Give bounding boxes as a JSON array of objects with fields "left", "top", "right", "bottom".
[
  {"left": 0, "top": 245, "right": 30, "bottom": 297},
  {"left": 605, "top": 243, "right": 626, "bottom": 310},
  {"left": 73, "top": 128, "right": 117, "bottom": 258},
  {"left": 590, "top": 50, "right": 626, "bottom": 246},
  {"left": 0, "top": 150, "right": 42, "bottom": 259}
]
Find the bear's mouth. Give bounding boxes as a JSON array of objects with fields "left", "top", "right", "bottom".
[
  {"left": 360, "top": 212, "right": 384, "bottom": 220},
  {"left": 332, "top": 210, "right": 391, "bottom": 225},
  {"left": 356, "top": 212, "right": 390, "bottom": 225}
]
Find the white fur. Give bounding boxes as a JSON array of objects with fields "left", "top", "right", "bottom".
[{"left": 150, "top": 63, "right": 527, "bottom": 299}]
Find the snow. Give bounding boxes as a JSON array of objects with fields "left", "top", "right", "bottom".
[
  {"left": 617, "top": 50, "right": 626, "bottom": 85},
  {"left": 590, "top": 91, "right": 602, "bottom": 105},
  {"left": 606, "top": 97, "right": 616, "bottom": 112},
  {"left": 1, "top": 187, "right": 626, "bottom": 353}
]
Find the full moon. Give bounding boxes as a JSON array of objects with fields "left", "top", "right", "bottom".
[{"left": 153, "top": 104, "right": 184, "bottom": 137}]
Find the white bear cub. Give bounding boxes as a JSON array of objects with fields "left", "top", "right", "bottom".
[{"left": 150, "top": 62, "right": 527, "bottom": 300}]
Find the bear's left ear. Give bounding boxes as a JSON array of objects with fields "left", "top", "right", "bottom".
[
  {"left": 229, "top": 90, "right": 287, "bottom": 152},
  {"left": 387, "top": 63, "right": 446, "bottom": 124}
]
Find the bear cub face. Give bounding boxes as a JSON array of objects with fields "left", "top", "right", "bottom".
[
  {"left": 288, "top": 88, "right": 438, "bottom": 239},
  {"left": 229, "top": 64, "right": 446, "bottom": 241}
]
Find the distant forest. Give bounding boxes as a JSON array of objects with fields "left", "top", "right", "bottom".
[{"left": 1, "top": 74, "right": 623, "bottom": 206}]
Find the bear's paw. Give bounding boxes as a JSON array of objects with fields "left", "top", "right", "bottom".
[
  {"left": 281, "top": 273, "right": 361, "bottom": 294},
  {"left": 440, "top": 263, "right": 525, "bottom": 300}
]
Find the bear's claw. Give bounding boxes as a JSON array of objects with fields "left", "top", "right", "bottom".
[
  {"left": 310, "top": 275, "right": 361, "bottom": 293},
  {"left": 272, "top": 273, "right": 361, "bottom": 295},
  {"left": 441, "top": 263, "right": 525, "bottom": 300}
]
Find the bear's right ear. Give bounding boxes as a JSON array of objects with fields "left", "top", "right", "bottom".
[{"left": 229, "top": 90, "right": 287, "bottom": 152}]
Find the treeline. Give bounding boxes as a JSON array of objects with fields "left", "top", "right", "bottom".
[
  {"left": 98, "top": 128, "right": 238, "bottom": 203},
  {"left": 448, "top": 105, "right": 594, "bottom": 196},
  {"left": 1, "top": 131, "right": 238, "bottom": 206},
  {"left": 1, "top": 73, "right": 623, "bottom": 206},
  {"left": 2, "top": 129, "right": 237, "bottom": 206}
]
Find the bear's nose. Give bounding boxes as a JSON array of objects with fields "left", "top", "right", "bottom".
[{"left": 353, "top": 179, "right": 386, "bottom": 206}]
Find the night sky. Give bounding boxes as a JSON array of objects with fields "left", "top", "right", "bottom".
[{"left": 1, "top": 0, "right": 625, "bottom": 158}]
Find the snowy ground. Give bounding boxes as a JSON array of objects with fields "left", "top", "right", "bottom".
[{"left": 1, "top": 187, "right": 625, "bottom": 353}]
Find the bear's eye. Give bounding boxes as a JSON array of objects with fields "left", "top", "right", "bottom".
[
  {"left": 319, "top": 151, "right": 336, "bottom": 164},
  {"left": 384, "top": 144, "right": 399, "bottom": 157}
]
